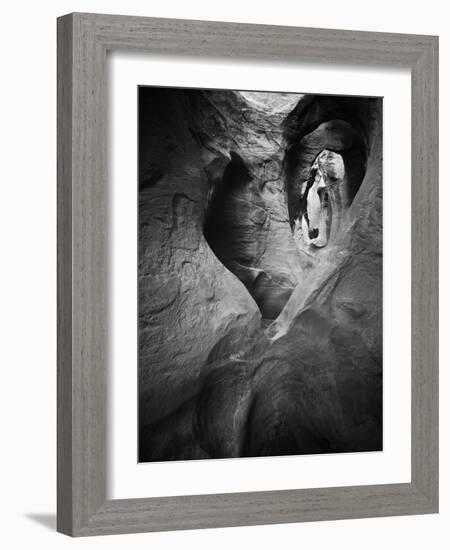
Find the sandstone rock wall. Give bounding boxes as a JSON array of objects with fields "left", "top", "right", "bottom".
[{"left": 138, "top": 88, "right": 382, "bottom": 461}]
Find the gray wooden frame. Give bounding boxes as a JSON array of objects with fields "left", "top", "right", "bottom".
[{"left": 57, "top": 12, "right": 439, "bottom": 536}]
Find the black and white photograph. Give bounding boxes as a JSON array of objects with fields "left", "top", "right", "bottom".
[
  {"left": 1, "top": 0, "right": 443, "bottom": 544},
  {"left": 138, "top": 87, "right": 383, "bottom": 462}
]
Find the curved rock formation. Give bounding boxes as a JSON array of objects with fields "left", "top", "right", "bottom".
[
  {"left": 138, "top": 87, "right": 382, "bottom": 461},
  {"left": 292, "top": 149, "right": 346, "bottom": 251}
]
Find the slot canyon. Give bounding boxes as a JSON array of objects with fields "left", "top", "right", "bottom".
[{"left": 138, "top": 87, "right": 382, "bottom": 461}]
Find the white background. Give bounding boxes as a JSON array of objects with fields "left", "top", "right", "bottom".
[
  {"left": 109, "top": 55, "right": 411, "bottom": 498},
  {"left": 0, "top": 1, "right": 447, "bottom": 548}
]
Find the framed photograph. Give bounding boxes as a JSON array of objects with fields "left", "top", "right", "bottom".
[{"left": 57, "top": 12, "right": 438, "bottom": 536}]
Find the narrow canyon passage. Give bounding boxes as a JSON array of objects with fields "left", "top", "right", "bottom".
[{"left": 138, "top": 87, "right": 382, "bottom": 461}]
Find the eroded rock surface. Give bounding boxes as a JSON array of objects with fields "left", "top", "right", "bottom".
[{"left": 138, "top": 88, "right": 382, "bottom": 461}]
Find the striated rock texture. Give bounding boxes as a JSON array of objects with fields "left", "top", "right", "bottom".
[{"left": 138, "top": 87, "right": 382, "bottom": 461}]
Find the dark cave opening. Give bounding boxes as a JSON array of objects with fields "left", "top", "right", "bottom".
[
  {"left": 203, "top": 150, "right": 254, "bottom": 270},
  {"left": 284, "top": 118, "right": 368, "bottom": 234},
  {"left": 204, "top": 150, "right": 296, "bottom": 322},
  {"left": 282, "top": 94, "right": 382, "bottom": 243},
  {"left": 282, "top": 114, "right": 371, "bottom": 258}
]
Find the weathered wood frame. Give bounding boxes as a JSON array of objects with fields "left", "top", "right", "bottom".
[{"left": 57, "top": 12, "right": 439, "bottom": 536}]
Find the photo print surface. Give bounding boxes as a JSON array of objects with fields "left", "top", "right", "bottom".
[{"left": 138, "top": 87, "right": 383, "bottom": 462}]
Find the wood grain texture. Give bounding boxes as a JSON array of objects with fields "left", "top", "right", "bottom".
[
  {"left": 57, "top": 12, "right": 439, "bottom": 536},
  {"left": 57, "top": 13, "right": 74, "bottom": 535},
  {"left": 410, "top": 36, "right": 439, "bottom": 506}
]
